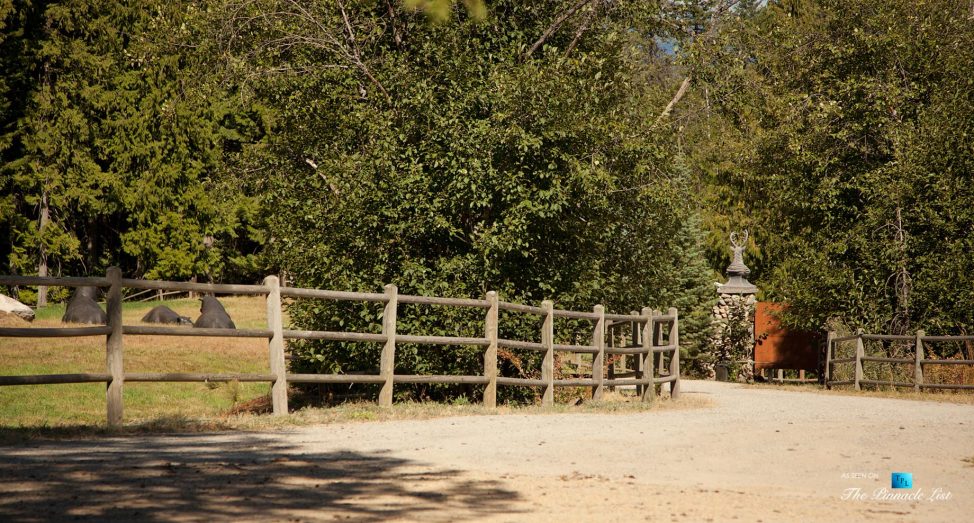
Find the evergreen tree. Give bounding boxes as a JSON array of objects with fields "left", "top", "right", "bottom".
[
  {"left": 688, "top": 0, "right": 974, "bottom": 339},
  {"left": 219, "top": 0, "right": 715, "bottom": 398},
  {"left": 0, "top": 1, "right": 267, "bottom": 295}
]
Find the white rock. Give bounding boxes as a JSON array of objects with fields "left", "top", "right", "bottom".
[{"left": 0, "top": 294, "right": 34, "bottom": 322}]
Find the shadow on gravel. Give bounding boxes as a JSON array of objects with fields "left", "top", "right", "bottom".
[{"left": 0, "top": 433, "right": 522, "bottom": 522}]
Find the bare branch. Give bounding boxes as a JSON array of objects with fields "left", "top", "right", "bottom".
[
  {"left": 651, "top": 76, "right": 691, "bottom": 128},
  {"left": 336, "top": 0, "right": 392, "bottom": 103},
  {"left": 306, "top": 159, "right": 341, "bottom": 196},
  {"left": 523, "top": 0, "right": 595, "bottom": 60},
  {"left": 563, "top": 1, "right": 599, "bottom": 58},
  {"left": 385, "top": 0, "right": 403, "bottom": 47},
  {"left": 650, "top": 0, "right": 740, "bottom": 128}
]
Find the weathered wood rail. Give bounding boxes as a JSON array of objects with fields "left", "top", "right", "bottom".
[
  {"left": 0, "top": 269, "right": 680, "bottom": 425},
  {"left": 824, "top": 330, "right": 974, "bottom": 391}
]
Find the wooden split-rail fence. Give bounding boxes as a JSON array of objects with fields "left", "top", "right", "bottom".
[
  {"left": 0, "top": 268, "right": 681, "bottom": 425},
  {"left": 825, "top": 330, "right": 974, "bottom": 391}
]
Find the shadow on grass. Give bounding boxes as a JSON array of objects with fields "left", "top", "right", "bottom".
[
  {"left": 0, "top": 416, "right": 241, "bottom": 445},
  {"left": 0, "top": 432, "right": 523, "bottom": 521}
]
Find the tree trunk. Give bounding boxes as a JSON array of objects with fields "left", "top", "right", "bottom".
[{"left": 36, "top": 189, "right": 49, "bottom": 308}]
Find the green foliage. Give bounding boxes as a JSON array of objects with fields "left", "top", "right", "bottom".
[
  {"left": 404, "top": 0, "right": 486, "bottom": 23},
  {"left": 687, "top": 0, "right": 974, "bottom": 345},
  {"left": 0, "top": 1, "right": 267, "bottom": 288},
  {"left": 661, "top": 210, "right": 717, "bottom": 374},
  {"left": 223, "top": 0, "right": 715, "bottom": 400}
]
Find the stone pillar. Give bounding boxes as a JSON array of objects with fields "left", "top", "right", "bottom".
[{"left": 709, "top": 230, "right": 758, "bottom": 382}]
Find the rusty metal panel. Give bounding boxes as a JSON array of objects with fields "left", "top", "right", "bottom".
[{"left": 754, "top": 302, "right": 820, "bottom": 372}]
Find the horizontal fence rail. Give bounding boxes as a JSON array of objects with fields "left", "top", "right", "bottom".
[
  {"left": 825, "top": 330, "right": 974, "bottom": 391},
  {"left": 0, "top": 326, "right": 113, "bottom": 338},
  {"left": 120, "top": 278, "right": 269, "bottom": 296},
  {"left": 0, "top": 275, "right": 110, "bottom": 288},
  {"left": 0, "top": 270, "right": 681, "bottom": 425}
]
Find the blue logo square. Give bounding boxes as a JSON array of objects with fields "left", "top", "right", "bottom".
[{"left": 892, "top": 472, "right": 913, "bottom": 489}]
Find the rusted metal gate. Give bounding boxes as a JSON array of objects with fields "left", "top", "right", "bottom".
[{"left": 754, "top": 302, "right": 821, "bottom": 378}]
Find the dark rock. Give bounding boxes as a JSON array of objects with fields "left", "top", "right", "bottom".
[
  {"left": 193, "top": 296, "right": 236, "bottom": 329},
  {"left": 141, "top": 305, "right": 193, "bottom": 326},
  {"left": 62, "top": 287, "right": 107, "bottom": 325}
]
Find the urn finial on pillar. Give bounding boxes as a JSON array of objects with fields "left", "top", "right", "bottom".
[{"left": 718, "top": 230, "right": 758, "bottom": 294}]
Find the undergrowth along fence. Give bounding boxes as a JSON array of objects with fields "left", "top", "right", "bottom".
[
  {"left": 825, "top": 330, "right": 974, "bottom": 391},
  {"left": 0, "top": 268, "right": 680, "bottom": 426}
]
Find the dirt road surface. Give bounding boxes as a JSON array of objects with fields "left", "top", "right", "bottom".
[{"left": 2, "top": 380, "right": 972, "bottom": 522}]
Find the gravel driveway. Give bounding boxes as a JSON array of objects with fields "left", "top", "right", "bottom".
[{"left": 2, "top": 380, "right": 972, "bottom": 521}]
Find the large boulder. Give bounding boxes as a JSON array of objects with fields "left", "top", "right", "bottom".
[
  {"left": 193, "top": 296, "right": 236, "bottom": 329},
  {"left": 62, "top": 286, "right": 108, "bottom": 325},
  {"left": 141, "top": 305, "right": 193, "bottom": 326},
  {"left": 0, "top": 294, "right": 35, "bottom": 322}
]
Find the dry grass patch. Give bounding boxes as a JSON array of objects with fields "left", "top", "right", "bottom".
[
  {"left": 0, "top": 390, "right": 709, "bottom": 444},
  {"left": 0, "top": 297, "right": 272, "bottom": 427},
  {"left": 2, "top": 295, "right": 707, "bottom": 439},
  {"left": 0, "top": 312, "right": 30, "bottom": 327}
]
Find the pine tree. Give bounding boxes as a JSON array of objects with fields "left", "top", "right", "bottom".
[
  {"left": 664, "top": 212, "right": 718, "bottom": 376},
  {"left": 0, "top": 1, "right": 267, "bottom": 292}
]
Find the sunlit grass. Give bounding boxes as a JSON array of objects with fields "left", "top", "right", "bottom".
[
  {"left": 1, "top": 296, "right": 272, "bottom": 428},
  {"left": 1, "top": 296, "right": 704, "bottom": 437},
  {"left": 0, "top": 390, "right": 710, "bottom": 443}
]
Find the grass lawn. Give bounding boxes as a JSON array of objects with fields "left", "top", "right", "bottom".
[
  {"left": 0, "top": 296, "right": 272, "bottom": 427},
  {"left": 1, "top": 295, "right": 705, "bottom": 435},
  {"left": 0, "top": 390, "right": 709, "bottom": 443}
]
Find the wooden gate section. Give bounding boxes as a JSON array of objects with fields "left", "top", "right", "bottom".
[{"left": 753, "top": 302, "right": 820, "bottom": 374}]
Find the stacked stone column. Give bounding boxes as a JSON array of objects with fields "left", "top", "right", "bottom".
[{"left": 709, "top": 230, "right": 757, "bottom": 382}]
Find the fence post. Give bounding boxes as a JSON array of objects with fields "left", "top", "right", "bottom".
[
  {"left": 655, "top": 310, "right": 665, "bottom": 378},
  {"left": 379, "top": 284, "right": 398, "bottom": 406},
  {"left": 607, "top": 327, "right": 616, "bottom": 392},
  {"left": 541, "top": 299, "right": 554, "bottom": 407},
  {"left": 640, "top": 307, "right": 655, "bottom": 404},
  {"left": 914, "top": 329, "right": 925, "bottom": 392},
  {"left": 631, "top": 311, "right": 642, "bottom": 397},
  {"left": 854, "top": 330, "right": 864, "bottom": 391},
  {"left": 106, "top": 266, "right": 124, "bottom": 427},
  {"left": 264, "top": 275, "right": 288, "bottom": 415},
  {"left": 668, "top": 307, "right": 681, "bottom": 399},
  {"left": 592, "top": 304, "right": 605, "bottom": 400},
  {"left": 824, "top": 331, "right": 835, "bottom": 389},
  {"left": 483, "top": 291, "right": 498, "bottom": 408}
]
